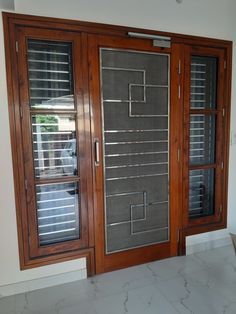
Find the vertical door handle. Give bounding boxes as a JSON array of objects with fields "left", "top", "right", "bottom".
[{"left": 94, "top": 138, "right": 100, "bottom": 166}]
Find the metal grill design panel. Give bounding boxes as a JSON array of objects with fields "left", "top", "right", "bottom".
[
  {"left": 27, "top": 40, "right": 74, "bottom": 109},
  {"left": 189, "top": 55, "right": 218, "bottom": 219},
  {"left": 36, "top": 181, "right": 80, "bottom": 245},
  {"left": 100, "top": 49, "right": 170, "bottom": 253}
]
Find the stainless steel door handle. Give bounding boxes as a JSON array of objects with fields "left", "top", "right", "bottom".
[{"left": 94, "top": 138, "right": 100, "bottom": 166}]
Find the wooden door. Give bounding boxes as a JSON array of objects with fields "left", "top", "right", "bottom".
[{"left": 88, "top": 35, "right": 182, "bottom": 274}]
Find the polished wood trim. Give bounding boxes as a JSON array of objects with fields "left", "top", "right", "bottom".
[
  {"left": 2, "top": 11, "right": 232, "bottom": 48},
  {"left": 103, "top": 243, "right": 172, "bottom": 273},
  {"left": 23, "top": 248, "right": 95, "bottom": 276},
  {"left": 3, "top": 13, "right": 29, "bottom": 270},
  {"left": 189, "top": 164, "right": 217, "bottom": 171}
]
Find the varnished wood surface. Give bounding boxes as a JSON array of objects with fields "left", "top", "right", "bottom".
[{"left": 2, "top": 11, "right": 232, "bottom": 271}]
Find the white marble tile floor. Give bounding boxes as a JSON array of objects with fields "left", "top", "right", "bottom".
[{"left": 1, "top": 245, "right": 236, "bottom": 314}]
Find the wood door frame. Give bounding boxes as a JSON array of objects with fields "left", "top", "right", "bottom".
[
  {"left": 3, "top": 11, "right": 232, "bottom": 271},
  {"left": 88, "top": 34, "right": 183, "bottom": 274}
]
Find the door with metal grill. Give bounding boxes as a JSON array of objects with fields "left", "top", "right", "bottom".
[{"left": 89, "top": 36, "right": 182, "bottom": 273}]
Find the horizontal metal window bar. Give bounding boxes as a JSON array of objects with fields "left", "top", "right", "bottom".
[
  {"left": 190, "top": 155, "right": 204, "bottom": 158},
  {"left": 34, "top": 148, "right": 73, "bottom": 152},
  {"left": 190, "top": 107, "right": 207, "bottom": 109},
  {"left": 191, "top": 93, "right": 206, "bottom": 95},
  {"left": 190, "top": 195, "right": 204, "bottom": 199},
  {"left": 190, "top": 148, "right": 204, "bottom": 152},
  {"left": 191, "top": 86, "right": 205, "bottom": 88},
  {"left": 39, "top": 228, "right": 76, "bottom": 236},
  {"left": 106, "top": 173, "right": 168, "bottom": 181},
  {"left": 190, "top": 182, "right": 204, "bottom": 186},
  {"left": 190, "top": 122, "right": 204, "bottom": 124},
  {"left": 102, "top": 66, "right": 145, "bottom": 72},
  {"left": 189, "top": 194, "right": 204, "bottom": 199},
  {"left": 39, "top": 220, "right": 76, "bottom": 228},
  {"left": 37, "top": 197, "right": 74, "bottom": 203},
  {"left": 106, "top": 191, "right": 145, "bottom": 198},
  {"left": 30, "top": 87, "right": 70, "bottom": 91},
  {"left": 28, "top": 49, "right": 69, "bottom": 56},
  {"left": 105, "top": 140, "right": 168, "bottom": 145},
  {"left": 35, "top": 165, "right": 74, "bottom": 170},
  {"left": 191, "top": 78, "right": 206, "bottom": 81},
  {"left": 33, "top": 131, "right": 72, "bottom": 135},
  {"left": 190, "top": 174, "right": 204, "bottom": 178},
  {"left": 35, "top": 157, "right": 73, "bottom": 162},
  {"left": 31, "top": 97, "right": 73, "bottom": 101},
  {"left": 130, "top": 83, "right": 168, "bottom": 88},
  {"left": 105, "top": 129, "right": 168, "bottom": 133},
  {"left": 28, "top": 59, "right": 69, "bottom": 65},
  {"left": 37, "top": 188, "right": 75, "bottom": 195},
  {"left": 190, "top": 142, "right": 204, "bottom": 145},
  {"left": 37, "top": 172, "right": 74, "bottom": 178},
  {"left": 38, "top": 213, "right": 75, "bottom": 220},
  {"left": 107, "top": 216, "right": 168, "bottom": 228},
  {"left": 189, "top": 207, "right": 203, "bottom": 212},
  {"left": 29, "top": 69, "right": 69, "bottom": 73},
  {"left": 190, "top": 200, "right": 203, "bottom": 205},
  {"left": 190, "top": 128, "right": 204, "bottom": 131},
  {"left": 30, "top": 78, "right": 70, "bottom": 82},
  {"left": 191, "top": 71, "right": 206, "bottom": 74},
  {"left": 32, "top": 123, "right": 73, "bottom": 126},
  {"left": 190, "top": 135, "right": 204, "bottom": 138},
  {"left": 33, "top": 140, "right": 74, "bottom": 144},
  {"left": 37, "top": 204, "right": 75, "bottom": 212},
  {"left": 106, "top": 162, "right": 168, "bottom": 169},
  {"left": 105, "top": 151, "right": 168, "bottom": 157},
  {"left": 190, "top": 100, "right": 206, "bottom": 102},
  {"left": 30, "top": 97, "right": 51, "bottom": 100},
  {"left": 29, "top": 41, "right": 69, "bottom": 47},
  {"left": 191, "top": 64, "right": 206, "bottom": 67}
]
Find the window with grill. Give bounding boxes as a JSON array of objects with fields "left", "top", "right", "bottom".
[
  {"left": 184, "top": 47, "right": 226, "bottom": 226},
  {"left": 14, "top": 27, "right": 89, "bottom": 262}
]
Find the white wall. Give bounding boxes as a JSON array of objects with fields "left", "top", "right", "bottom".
[{"left": 0, "top": 0, "right": 236, "bottom": 292}]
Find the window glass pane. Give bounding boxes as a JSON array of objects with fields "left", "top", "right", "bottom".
[
  {"left": 27, "top": 40, "right": 74, "bottom": 109},
  {"left": 189, "top": 168, "right": 215, "bottom": 218},
  {"left": 32, "top": 114, "right": 77, "bottom": 179},
  {"left": 36, "top": 182, "right": 80, "bottom": 245},
  {"left": 191, "top": 56, "right": 217, "bottom": 109},
  {"left": 189, "top": 114, "right": 216, "bottom": 165}
]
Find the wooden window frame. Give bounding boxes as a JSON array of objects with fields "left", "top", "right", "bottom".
[{"left": 2, "top": 11, "right": 232, "bottom": 271}]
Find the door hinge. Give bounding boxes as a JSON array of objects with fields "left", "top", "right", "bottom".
[
  {"left": 178, "top": 84, "right": 181, "bottom": 99},
  {"left": 16, "top": 41, "right": 19, "bottom": 53},
  {"left": 20, "top": 106, "right": 23, "bottom": 118},
  {"left": 224, "top": 60, "right": 227, "bottom": 70},
  {"left": 222, "top": 108, "right": 225, "bottom": 117},
  {"left": 221, "top": 161, "right": 224, "bottom": 170},
  {"left": 177, "top": 148, "right": 180, "bottom": 162},
  {"left": 25, "top": 179, "right": 28, "bottom": 191},
  {"left": 178, "top": 60, "right": 181, "bottom": 75}
]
